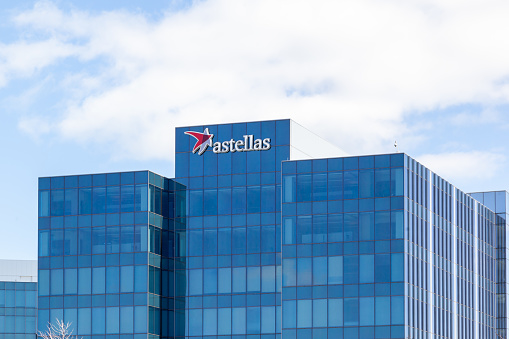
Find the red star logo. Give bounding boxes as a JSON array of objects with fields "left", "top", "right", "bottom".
[{"left": 184, "top": 128, "right": 214, "bottom": 155}]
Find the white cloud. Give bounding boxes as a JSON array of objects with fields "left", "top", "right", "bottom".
[
  {"left": 416, "top": 151, "right": 506, "bottom": 190},
  {"left": 449, "top": 109, "right": 502, "bottom": 126},
  {"left": 3, "top": 0, "right": 509, "bottom": 160}
]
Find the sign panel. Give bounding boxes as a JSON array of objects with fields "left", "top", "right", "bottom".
[{"left": 185, "top": 128, "right": 271, "bottom": 155}]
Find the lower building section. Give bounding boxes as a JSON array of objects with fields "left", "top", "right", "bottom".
[{"left": 0, "top": 260, "right": 38, "bottom": 339}]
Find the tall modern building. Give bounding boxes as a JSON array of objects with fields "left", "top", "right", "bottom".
[
  {"left": 469, "top": 191, "right": 509, "bottom": 338},
  {"left": 36, "top": 119, "right": 505, "bottom": 339},
  {"left": 0, "top": 259, "right": 37, "bottom": 339},
  {"left": 37, "top": 171, "right": 185, "bottom": 338}
]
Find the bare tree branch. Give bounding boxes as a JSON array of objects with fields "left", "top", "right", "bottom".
[{"left": 38, "top": 319, "right": 80, "bottom": 339}]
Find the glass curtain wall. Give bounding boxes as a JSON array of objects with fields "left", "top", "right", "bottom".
[
  {"left": 38, "top": 171, "right": 184, "bottom": 339},
  {"left": 281, "top": 154, "right": 497, "bottom": 339},
  {"left": 175, "top": 120, "right": 290, "bottom": 338},
  {"left": 0, "top": 281, "right": 37, "bottom": 339},
  {"left": 469, "top": 191, "right": 508, "bottom": 338},
  {"left": 281, "top": 154, "right": 406, "bottom": 339}
]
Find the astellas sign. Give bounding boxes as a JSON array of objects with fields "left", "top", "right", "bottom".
[{"left": 185, "top": 128, "right": 271, "bottom": 155}]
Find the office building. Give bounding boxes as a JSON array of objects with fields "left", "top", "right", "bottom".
[
  {"left": 0, "top": 259, "right": 37, "bottom": 339},
  {"left": 36, "top": 119, "right": 505, "bottom": 338},
  {"left": 37, "top": 171, "right": 185, "bottom": 338}
]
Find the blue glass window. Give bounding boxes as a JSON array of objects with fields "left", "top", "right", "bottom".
[
  {"left": 232, "top": 307, "right": 246, "bottom": 334},
  {"left": 391, "top": 253, "right": 404, "bottom": 282},
  {"left": 297, "top": 300, "right": 312, "bottom": 328},
  {"left": 106, "top": 186, "right": 120, "bottom": 213},
  {"left": 106, "top": 266, "right": 120, "bottom": 293},
  {"left": 39, "top": 230, "right": 50, "bottom": 256},
  {"left": 359, "top": 169, "right": 374, "bottom": 198},
  {"left": 232, "top": 228, "right": 246, "bottom": 255},
  {"left": 135, "top": 185, "right": 148, "bottom": 211},
  {"left": 51, "top": 269, "right": 63, "bottom": 295},
  {"left": 359, "top": 297, "right": 374, "bottom": 326},
  {"left": 247, "top": 226, "right": 261, "bottom": 254},
  {"left": 297, "top": 216, "right": 312, "bottom": 244},
  {"left": 344, "top": 256, "right": 359, "bottom": 284},
  {"left": 313, "top": 173, "right": 327, "bottom": 201},
  {"left": 92, "top": 267, "right": 106, "bottom": 294},
  {"left": 343, "top": 171, "right": 358, "bottom": 199},
  {"left": 328, "top": 298, "right": 343, "bottom": 327},
  {"left": 232, "top": 187, "right": 247, "bottom": 214},
  {"left": 65, "top": 189, "right": 78, "bottom": 215},
  {"left": 261, "top": 225, "right": 276, "bottom": 252},
  {"left": 78, "top": 308, "right": 91, "bottom": 334},
  {"left": 313, "top": 257, "right": 327, "bottom": 285},
  {"left": 64, "top": 229, "right": 78, "bottom": 255},
  {"left": 283, "top": 300, "right": 296, "bottom": 328},
  {"left": 375, "top": 254, "right": 391, "bottom": 282},
  {"left": 218, "top": 188, "right": 232, "bottom": 215},
  {"left": 375, "top": 212, "right": 390, "bottom": 240},
  {"left": 328, "top": 214, "right": 343, "bottom": 242},
  {"left": 328, "top": 256, "right": 343, "bottom": 284},
  {"left": 391, "top": 168, "right": 404, "bottom": 196},
  {"left": 261, "top": 266, "right": 276, "bottom": 293},
  {"left": 344, "top": 213, "right": 358, "bottom": 242},
  {"left": 233, "top": 267, "right": 246, "bottom": 293},
  {"left": 79, "top": 188, "right": 92, "bottom": 214},
  {"left": 297, "top": 258, "right": 312, "bottom": 286},
  {"left": 391, "top": 211, "right": 404, "bottom": 239},
  {"left": 375, "top": 297, "right": 390, "bottom": 325},
  {"left": 92, "top": 308, "right": 106, "bottom": 334},
  {"left": 203, "top": 269, "right": 217, "bottom": 294},
  {"left": 359, "top": 212, "right": 374, "bottom": 240},
  {"left": 203, "top": 308, "right": 217, "bottom": 335},
  {"left": 328, "top": 172, "right": 342, "bottom": 200},
  {"left": 313, "top": 299, "right": 327, "bottom": 327},
  {"left": 92, "top": 187, "right": 106, "bottom": 214},
  {"left": 313, "top": 215, "right": 327, "bottom": 243},
  {"left": 283, "top": 175, "right": 296, "bottom": 203},
  {"left": 51, "top": 230, "right": 64, "bottom": 256},
  {"left": 39, "top": 191, "right": 50, "bottom": 217},
  {"left": 261, "top": 185, "right": 276, "bottom": 212},
  {"left": 218, "top": 268, "right": 232, "bottom": 294},
  {"left": 296, "top": 174, "right": 312, "bottom": 202},
  {"left": 78, "top": 268, "right": 91, "bottom": 294},
  {"left": 375, "top": 169, "right": 390, "bottom": 197},
  {"left": 218, "top": 308, "right": 232, "bottom": 335},
  {"left": 359, "top": 255, "right": 374, "bottom": 283},
  {"left": 106, "top": 307, "right": 120, "bottom": 334},
  {"left": 283, "top": 259, "right": 296, "bottom": 287},
  {"left": 64, "top": 269, "right": 77, "bottom": 295},
  {"left": 391, "top": 296, "right": 404, "bottom": 325},
  {"left": 189, "top": 270, "right": 203, "bottom": 296},
  {"left": 343, "top": 298, "right": 359, "bottom": 326},
  {"left": 51, "top": 190, "right": 65, "bottom": 216},
  {"left": 261, "top": 306, "right": 276, "bottom": 333},
  {"left": 203, "top": 189, "right": 218, "bottom": 216},
  {"left": 218, "top": 228, "right": 232, "bottom": 255}
]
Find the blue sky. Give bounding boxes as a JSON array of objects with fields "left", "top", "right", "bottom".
[{"left": 1, "top": 0, "right": 509, "bottom": 259}]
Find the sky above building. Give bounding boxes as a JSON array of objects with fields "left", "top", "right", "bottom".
[{"left": 1, "top": 0, "right": 509, "bottom": 259}]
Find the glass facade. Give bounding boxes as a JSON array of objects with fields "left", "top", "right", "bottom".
[
  {"left": 281, "top": 154, "right": 497, "bottom": 339},
  {"left": 175, "top": 120, "right": 289, "bottom": 338},
  {"left": 469, "top": 191, "right": 509, "bottom": 338},
  {"left": 35, "top": 119, "right": 505, "bottom": 338},
  {"left": 0, "top": 281, "right": 37, "bottom": 339},
  {"left": 37, "top": 171, "right": 185, "bottom": 339}
]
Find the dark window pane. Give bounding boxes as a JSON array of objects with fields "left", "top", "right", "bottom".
[
  {"left": 51, "top": 190, "right": 65, "bottom": 216},
  {"left": 92, "top": 187, "right": 106, "bottom": 214}
]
